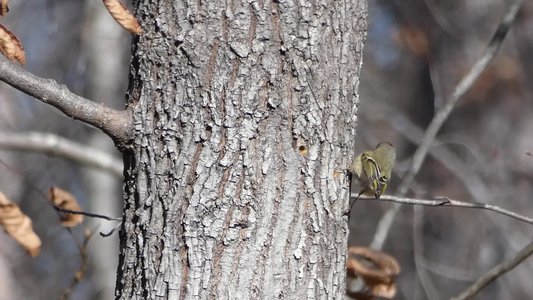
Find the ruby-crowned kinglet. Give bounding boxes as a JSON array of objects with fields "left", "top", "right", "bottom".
[{"left": 349, "top": 142, "right": 396, "bottom": 206}]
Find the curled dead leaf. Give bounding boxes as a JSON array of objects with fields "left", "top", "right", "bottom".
[
  {"left": 346, "top": 246, "right": 400, "bottom": 299},
  {"left": 0, "top": 0, "right": 8, "bottom": 17},
  {"left": 103, "top": 0, "right": 142, "bottom": 35},
  {"left": 48, "top": 187, "right": 83, "bottom": 227},
  {"left": 0, "top": 192, "right": 41, "bottom": 257},
  {"left": 0, "top": 24, "right": 25, "bottom": 64}
]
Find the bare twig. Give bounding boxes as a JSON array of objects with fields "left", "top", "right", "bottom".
[
  {"left": 0, "top": 158, "right": 122, "bottom": 238},
  {"left": 370, "top": 0, "right": 524, "bottom": 250},
  {"left": 0, "top": 131, "right": 123, "bottom": 177},
  {"left": 386, "top": 111, "right": 491, "bottom": 201},
  {"left": 450, "top": 240, "right": 533, "bottom": 300},
  {"left": 0, "top": 56, "right": 132, "bottom": 143},
  {"left": 416, "top": 257, "right": 480, "bottom": 282},
  {"left": 413, "top": 206, "right": 441, "bottom": 300},
  {"left": 54, "top": 206, "right": 122, "bottom": 237},
  {"left": 53, "top": 207, "right": 122, "bottom": 222},
  {"left": 60, "top": 229, "right": 95, "bottom": 300},
  {"left": 354, "top": 194, "right": 533, "bottom": 225},
  {"left": 100, "top": 221, "right": 122, "bottom": 237},
  {"left": 403, "top": 0, "right": 523, "bottom": 191},
  {"left": 384, "top": 111, "right": 527, "bottom": 251}
]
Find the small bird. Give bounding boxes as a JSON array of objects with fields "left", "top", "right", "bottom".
[{"left": 349, "top": 142, "right": 396, "bottom": 208}]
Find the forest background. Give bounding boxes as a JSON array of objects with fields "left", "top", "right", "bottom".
[{"left": 0, "top": 0, "right": 532, "bottom": 299}]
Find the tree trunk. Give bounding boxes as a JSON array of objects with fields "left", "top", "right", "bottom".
[{"left": 116, "top": 1, "right": 367, "bottom": 298}]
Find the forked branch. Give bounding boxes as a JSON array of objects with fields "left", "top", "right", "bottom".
[{"left": 0, "top": 56, "right": 132, "bottom": 143}]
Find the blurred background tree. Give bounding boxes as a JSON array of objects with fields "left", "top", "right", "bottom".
[
  {"left": 349, "top": 0, "right": 533, "bottom": 299},
  {"left": 0, "top": 1, "right": 127, "bottom": 299}
]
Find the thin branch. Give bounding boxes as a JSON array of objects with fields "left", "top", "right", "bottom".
[
  {"left": 100, "top": 221, "right": 122, "bottom": 237},
  {"left": 353, "top": 194, "right": 533, "bottom": 225},
  {"left": 403, "top": 0, "right": 523, "bottom": 192},
  {"left": 0, "top": 56, "right": 132, "bottom": 143},
  {"left": 413, "top": 205, "right": 441, "bottom": 300},
  {"left": 384, "top": 109, "right": 527, "bottom": 251},
  {"left": 0, "top": 131, "right": 123, "bottom": 177},
  {"left": 387, "top": 111, "right": 491, "bottom": 201},
  {"left": 53, "top": 206, "right": 122, "bottom": 237},
  {"left": 60, "top": 229, "right": 95, "bottom": 300},
  {"left": 54, "top": 207, "right": 122, "bottom": 222},
  {"left": 370, "top": 0, "right": 524, "bottom": 250},
  {"left": 450, "top": 240, "right": 533, "bottom": 300}
]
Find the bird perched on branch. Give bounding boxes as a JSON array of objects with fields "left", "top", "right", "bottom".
[{"left": 349, "top": 142, "right": 396, "bottom": 208}]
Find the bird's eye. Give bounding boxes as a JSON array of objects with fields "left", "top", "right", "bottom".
[{"left": 378, "top": 176, "right": 388, "bottom": 183}]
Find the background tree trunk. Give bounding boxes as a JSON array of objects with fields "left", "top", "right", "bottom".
[
  {"left": 117, "top": 1, "right": 367, "bottom": 298},
  {"left": 82, "top": 0, "right": 128, "bottom": 298}
]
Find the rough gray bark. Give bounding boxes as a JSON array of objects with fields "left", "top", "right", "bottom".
[{"left": 117, "top": 1, "right": 367, "bottom": 299}]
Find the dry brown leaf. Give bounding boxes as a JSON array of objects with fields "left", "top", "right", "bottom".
[
  {"left": 103, "top": 0, "right": 142, "bottom": 35},
  {"left": 48, "top": 187, "right": 83, "bottom": 227},
  {"left": 370, "top": 281, "right": 397, "bottom": 299},
  {"left": 0, "top": 0, "right": 8, "bottom": 17},
  {"left": 0, "top": 192, "right": 41, "bottom": 257},
  {"left": 346, "top": 246, "right": 400, "bottom": 299},
  {"left": 0, "top": 24, "right": 25, "bottom": 64}
]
